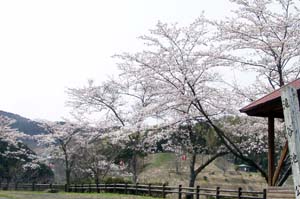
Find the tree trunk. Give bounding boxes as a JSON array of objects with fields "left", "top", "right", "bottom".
[
  {"left": 5, "top": 178, "right": 11, "bottom": 190},
  {"left": 175, "top": 153, "right": 180, "bottom": 174},
  {"left": 186, "top": 153, "right": 197, "bottom": 199},
  {"left": 63, "top": 147, "right": 71, "bottom": 189},
  {"left": 66, "top": 169, "right": 71, "bottom": 188},
  {"left": 65, "top": 157, "right": 71, "bottom": 190},
  {"left": 278, "top": 65, "right": 284, "bottom": 87},
  {"left": 132, "top": 153, "right": 138, "bottom": 183},
  {"left": 94, "top": 169, "right": 105, "bottom": 185},
  {"left": 95, "top": 177, "right": 99, "bottom": 185},
  {"left": 189, "top": 153, "right": 197, "bottom": 187}
]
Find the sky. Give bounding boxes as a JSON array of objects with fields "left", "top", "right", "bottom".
[{"left": 0, "top": 0, "right": 234, "bottom": 121}]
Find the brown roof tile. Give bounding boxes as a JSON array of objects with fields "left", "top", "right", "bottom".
[{"left": 240, "top": 78, "right": 300, "bottom": 118}]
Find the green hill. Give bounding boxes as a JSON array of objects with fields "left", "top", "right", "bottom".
[{"left": 138, "top": 153, "right": 268, "bottom": 190}]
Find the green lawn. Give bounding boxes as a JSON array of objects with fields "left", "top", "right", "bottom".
[
  {"left": 0, "top": 191, "right": 159, "bottom": 199},
  {"left": 143, "top": 153, "right": 174, "bottom": 170}
]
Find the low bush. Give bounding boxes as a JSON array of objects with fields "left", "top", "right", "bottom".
[{"left": 103, "top": 177, "right": 133, "bottom": 184}]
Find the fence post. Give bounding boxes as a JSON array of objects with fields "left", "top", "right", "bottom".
[
  {"left": 125, "top": 183, "right": 128, "bottom": 194},
  {"left": 50, "top": 183, "right": 52, "bottom": 190},
  {"left": 263, "top": 189, "right": 267, "bottom": 199},
  {"left": 64, "top": 184, "right": 67, "bottom": 192},
  {"left": 196, "top": 185, "right": 200, "bottom": 199},
  {"left": 178, "top": 184, "right": 182, "bottom": 199},
  {"left": 81, "top": 184, "right": 84, "bottom": 193},
  {"left": 148, "top": 184, "right": 151, "bottom": 196},
  {"left": 238, "top": 187, "right": 242, "bottom": 199},
  {"left": 75, "top": 184, "right": 78, "bottom": 192},
  {"left": 89, "top": 183, "right": 91, "bottom": 193},
  {"left": 113, "top": 183, "right": 116, "bottom": 193},
  {"left": 135, "top": 183, "right": 139, "bottom": 195},
  {"left": 162, "top": 183, "right": 166, "bottom": 198},
  {"left": 104, "top": 183, "right": 107, "bottom": 193},
  {"left": 32, "top": 182, "right": 35, "bottom": 191},
  {"left": 14, "top": 182, "right": 18, "bottom": 191},
  {"left": 216, "top": 187, "right": 220, "bottom": 199}
]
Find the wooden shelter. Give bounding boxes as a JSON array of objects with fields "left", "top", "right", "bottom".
[{"left": 240, "top": 78, "right": 300, "bottom": 186}]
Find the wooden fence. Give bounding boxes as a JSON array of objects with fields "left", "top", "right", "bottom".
[{"left": 0, "top": 182, "right": 266, "bottom": 199}]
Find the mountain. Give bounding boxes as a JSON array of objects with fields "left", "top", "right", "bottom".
[{"left": 0, "top": 110, "right": 48, "bottom": 135}]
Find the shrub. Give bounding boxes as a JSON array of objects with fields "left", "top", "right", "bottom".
[{"left": 103, "top": 177, "right": 133, "bottom": 184}]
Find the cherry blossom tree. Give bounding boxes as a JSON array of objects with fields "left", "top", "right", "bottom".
[
  {"left": 67, "top": 71, "right": 159, "bottom": 183},
  {"left": 151, "top": 121, "right": 228, "bottom": 190},
  {"left": 212, "top": 0, "right": 300, "bottom": 184},
  {"left": 0, "top": 116, "right": 41, "bottom": 186},
  {"left": 68, "top": 11, "right": 293, "bottom": 184},
  {"left": 113, "top": 17, "right": 272, "bottom": 182},
  {"left": 74, "top": 140, "right": 124, "bottom": 184},
  {"left": 221, "top": 116, "right": 285, "bottom": 155},
  {"left": 220, "top": 116, "right": 285, "bottom": 170},
  {"left": 0, "top": 116, "right": 27, "bottom": 146},
  {"left": 35, "top": 121, "right": 85, "bottom": 188},
  {"left": 214, "top": 0, "right": 300, "bottom": 91},
  {"left": 0, "top": 140, "right": 39, "bottom": 187}
]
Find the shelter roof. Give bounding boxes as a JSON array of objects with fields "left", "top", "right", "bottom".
[{"left": 240, "top": 79, "right": 300, "bottom": 118}]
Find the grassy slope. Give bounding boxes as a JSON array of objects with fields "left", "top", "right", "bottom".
[
  {"left": 138, "top": 153, "right": 268, "bottom": 190},
  {"left": 0, "top": 191, "right": 157, "bottom": 199}
]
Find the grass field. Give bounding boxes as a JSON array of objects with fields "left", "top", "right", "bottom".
[{"left": 0, "top": 191, "right": 159, "bottom": 199}]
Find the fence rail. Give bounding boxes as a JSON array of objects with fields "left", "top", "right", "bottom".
[{"left": 0, "top": 182, "right": 266, "bottom": 199}]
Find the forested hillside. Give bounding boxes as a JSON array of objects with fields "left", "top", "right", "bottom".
[{"left": 0, "top": 110, "right": 48, "bottom": 135}]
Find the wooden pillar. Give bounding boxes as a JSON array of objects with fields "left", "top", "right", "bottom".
[
  {"left": 272, "top": 141, "right": 288, "bottom": 185},
  {"left": 268, "top": 116, "right": 275, "bottom": 186}
]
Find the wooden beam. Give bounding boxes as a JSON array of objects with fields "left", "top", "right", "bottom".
[
  {"left": 243, "top": 98, "right": 284, "bottom": 118},
  {"left": 268, "top": 116, "right": 275, "bottom": 186},
  {"left": 272, "top": 141, "right": 288, "bottom": 185}
]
